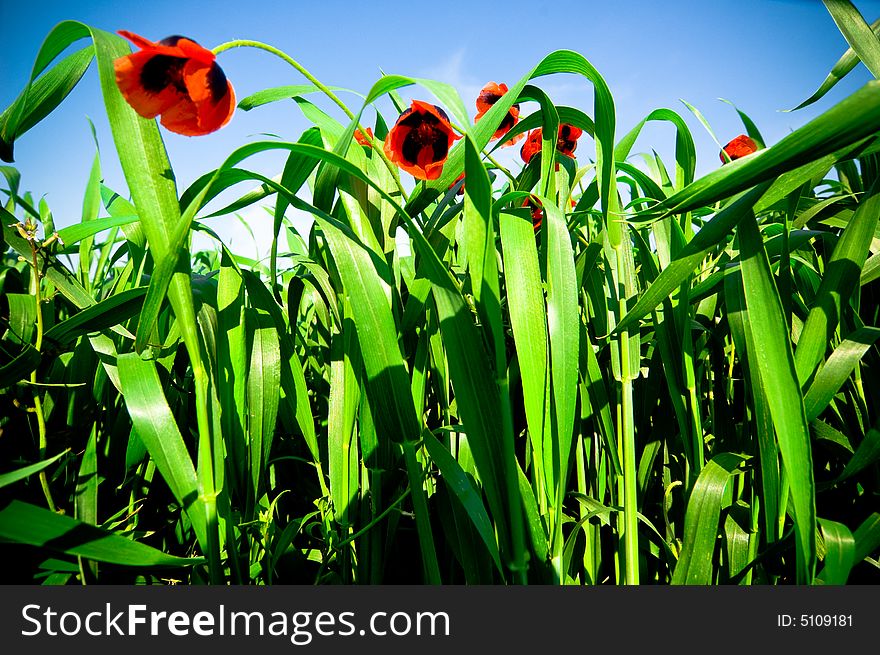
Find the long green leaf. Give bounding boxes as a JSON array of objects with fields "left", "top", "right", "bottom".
[
  {"left": 0, "top": 501, "right": 201, "bottom": 568},
  {"left": 117, "top": 353, "right": 207, "bottom": 550},
  {"left": 672, "top": 453, "right": 746, "bottom": 585},
  {"left": 739, "top": 210, "right": 816, "bottom": 583}
]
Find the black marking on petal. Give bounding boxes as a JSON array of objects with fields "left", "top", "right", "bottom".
[
  {"left": 158, "top": 35, "right": 191, "bottom": 47},
  {"left": 206, "top": 63, "right": 229, "bottom": 103},
  {"left": 500, "top": 111, "right": 516, "bottom": 132},
  {"left": 433, "top": 105, "right": 451, "bottom": 123},
  {"left": 429, "top": 127, "right": 449, "bottom": 162},
  {"left": 401, "top": 130, "right": 421, "bottom": 165},
  {"left": 141, "top": 55, "right": 187, "bottom": 94},
  {"left": 478, "top": 90, "right": 501, "bottom": 106},
  {"left": 398, "top": 108, "right": 439, "bottom": 128}
]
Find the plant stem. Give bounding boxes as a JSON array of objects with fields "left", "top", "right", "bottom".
[
  {"left": 212, "top": 40, "right": 408, "bottom": 199},
  {"left": 29, "top": 240, "right": 56, "bottom": 513},
  {"left": 402, "top": 438, "right": 441, "bottom": 584},
  {"left": 616, "top": 244, "right": 639, "bottom": 585}
]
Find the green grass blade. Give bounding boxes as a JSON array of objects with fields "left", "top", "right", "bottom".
[
  {"left": 672, "top": 453, "right": 746, "bottom": 585},
  {"left": 499, "top": 207, "right": 548, "bottom": 480},
  {"left": 0, "top": 500, "right": 202, "bottom": 568},
  {"left": 738, "top": 210, "right": 817, "bottom": 583},
  {"left": 117, "top": 353, "right": 207, "bottom": 551},
  {"left": 823, "top": 0, "right": 880, "bottom": 79},
  {"left": 0, "top": 450, "right": 68, "bottom": 489},
  {"left": 615, "top": 108, "right": 696, "bottom": 189},
  {"left": 789, "top": 18, "right": 880, "bottom": 111},
  {"left": 817, "top": 517, "right": 856, "bottom": 584},
  {"left": 803, "top": 326, "right": 880, "bottom": 421},
  {"left": 0, "top": 45, "right": 94, "bottom": 162},
  {"left": 544, "top": 199, "right": 579, "bottom": 513},
  {"left": 423, "top": 429, "right": 504, "bottom": 575},
  {"left": 795, "top": 178, "right": 880, "bottom": 386},
  {"left": 853, "top": 513, "right": 880, "bottom": 563},
  {"left": 42, "top": 287, "right": 145, "bottom": 346},
  {"left": 837, "top": 428, "right": 880, "bottom": 482},
  {"left": 56, "top": 214, "right": 138, "bottom": 246},
  {"left": 658, "top": 82, "right": 880, "bottom": 217},
  {"left": 246, "top": 308, "right": 281, "bottom": 499},
  {"left": 617, "top": 182, "right": 771, "bottom": 333}
]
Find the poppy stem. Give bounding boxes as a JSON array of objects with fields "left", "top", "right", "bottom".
[
  {"left": 483, "top": 152, "right": 517, "bottom": 186},
  {"left": 211, "top": 40, "right": 408, "bottom": 200},
  {"left": 24, "top": 233, "right": 57, "bottom": 513}
]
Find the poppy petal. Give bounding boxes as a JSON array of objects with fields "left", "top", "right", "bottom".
[
  {"left": 181, "top": 60, "right": 236, "bottom": 135},
  {"left": 720, "top": 134, "right": 758, "bottom": 163},
  {"left": 355, "top": 127, "right": 374, "bottom": 147},
  {"left": 385, "top": 100, "right": 459, "bottom": 180},
  {"left": 115, "top": 30, "right": 233, "bottom": 137},
  {"left": 114, "top": 50, "right": 184, "bottom": 119},
  {"left": 157, "top": 97, "right": 200, "bottom": 136}
]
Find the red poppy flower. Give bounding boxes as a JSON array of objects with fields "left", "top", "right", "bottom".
[
  {"left": 474, "top": 82, "right": 522, "bottom": 146},
  {"left": 114, "top": 31, "right": 235, "bottom": 137},
  {"left": 520, "top": 124, "right": 582, "bottom": 164},
  {"left": 383, "top": 100, "right": 461, "bottom": 180},
  {"left": 355, "top": 127, "right": 374, "bottom": 147},
  {"left": 720, "top": 134, "right": 758, "bottom": 163}
]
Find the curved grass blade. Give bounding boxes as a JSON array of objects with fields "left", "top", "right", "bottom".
[
  {"left": 853, "top": 512, "right": 880, "bottom": 563},
  {"left": 823, "top": 0, "right": 880, "bottom": 79},
  {"left": 803, "top": 326, "right": 880, "bottom": 421},
  {"left": 423, "top": 430, "right": 503, "bottom": 575},
  {"left": 789, "top": 18, "right": 880, "bottom": 111},
  {"left": 0, "top": 500, "right": 202, "bottom": 568},
  {"left": 42, "top": 287, "right": 145, "bottom": 347},
  {"left": 615, "top": 108, "right": 696, "bottom": 189},
  {"left": 834, "top": 428, "right": 880, "bottom": 483},
  {"left": 671, "top": 453, "right": 746, "bottom": 585},
  {"left": 0, "top": 46, "right": 94, "bottom": 162},
  {"left": 56, "top": 213, "right": 138, "bottom": 246},
  {"left": 795, "top": 177, "right": 880, "bottom": 386},
  {"left": 0, "top": 450, "right": 68, "bottom": 489},
  {"left": 739, "top": 210, "right": 816, "bottom": 583},
  {"left": 404, "top": 50, "right": 616, "bottom": 221},
  {"left": 117, "top": 353, "right": 207, "bottom": 551},
  {"left": 658, "top": 81, "right": 880, "bottom": 218},
  {"left": 237, "top": 84, "right": 345, "bottom": 111},
  {"left": 616, "top": 182, "right": 771, "bottom": 333},
  {"left": 816, "top": 517, "right": 855, "bottom": 584}
]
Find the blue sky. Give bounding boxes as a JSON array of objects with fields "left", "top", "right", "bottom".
[{"left": 1, "top": 0, "right": 877, "bottom": 258}]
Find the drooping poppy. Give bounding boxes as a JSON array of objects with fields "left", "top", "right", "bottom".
[
  {"left": 520, "top": 124, "right": 583, "bottom": 164},
  {"left": 720, "top": 134, "right": 758, "bottom": 163},
  {"left": 474, "top": 82, "right": 522, "bottom": 146},
  {"left": 114, "top": 31, "right": 235, "bottom": 136},
  {"left": 355, "top": 127, "right": 374, "bottom": 147},
  {"left": 384, "top": 100, "right": 461, "bottom": 180}
]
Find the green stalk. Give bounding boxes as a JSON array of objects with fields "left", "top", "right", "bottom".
[
  {"left": 27, "top": 235, "right": 56, "bottom": 513},
  {"left": 179, "top": 301, "right": 223, "bottom": 584},
  {"left": 212, "top": 40, "right": 407, "bottom": 199},
  {"left": 616, "top": 245, "right": 639, "bottom": 586},
  {"left": 402, "top": 438, "right": 441, "bottom": 584},
  {"left": 498, "top": 375, "right": 528, "bottom": 584}
]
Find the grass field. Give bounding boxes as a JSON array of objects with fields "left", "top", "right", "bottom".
[{"left": 1, "top": 0, "right": 879, "bottom": 585}]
